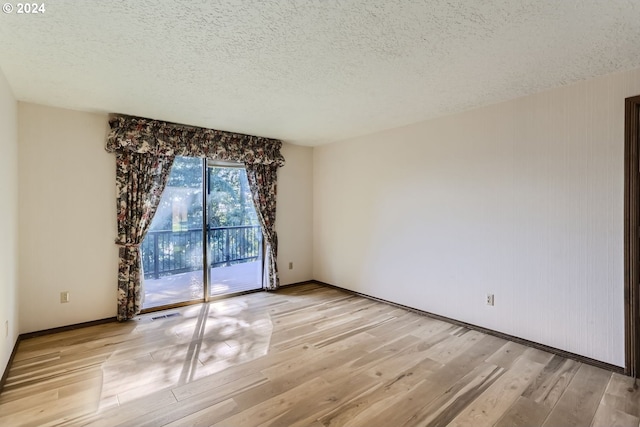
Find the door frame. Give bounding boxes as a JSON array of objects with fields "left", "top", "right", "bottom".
[{"left": 624, "top": 95, "right": 640, "bottom": 377}]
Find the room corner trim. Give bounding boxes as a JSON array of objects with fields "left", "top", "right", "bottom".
[{"left": 0, "top": 336, "right": 21, "bottom": 395}]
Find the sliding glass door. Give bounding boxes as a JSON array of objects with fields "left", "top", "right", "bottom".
[
  {"left": 207, "top": 163, "right": 263, "bottom": 298},
  {"left": 140, "top": 157, "right": 262, "bottom": 310}
]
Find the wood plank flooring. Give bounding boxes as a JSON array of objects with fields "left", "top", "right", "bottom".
[{"left": 1, "top": 283, "right": 638, "bottom": 426}]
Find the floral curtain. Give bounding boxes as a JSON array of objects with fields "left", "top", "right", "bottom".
[
  {"left": 106, "top": 114, "right": 285, "bottom": 319},
  {"left": 245, "top": 164, "right": 280, "bottom": 290},
  {"left": 106, "top": 115, "right": 285, "bottom": 166},
  {"left": 114, "top": 151, "right": 175, "bottom": 320}
]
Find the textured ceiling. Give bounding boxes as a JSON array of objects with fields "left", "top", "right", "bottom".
[{"left": 0, "top": 1, "right": 639, "bottom": 145}]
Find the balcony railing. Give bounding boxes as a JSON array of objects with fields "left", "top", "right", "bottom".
[{"left": 141, "top": 225, "right": 262, "bottom": 280}]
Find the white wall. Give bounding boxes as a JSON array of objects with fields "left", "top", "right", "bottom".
[
  {"left": 18, "top": 104, "right": 117, "bottom": 333},
  {"left": 276, "top": 143, "right": 313, "bottom": 285},
  {"left": 314, "top": 67, "right": 640, "bottom": 367},
  {"left": 0, "top": 69, "right": 19, "bottom": 376}
]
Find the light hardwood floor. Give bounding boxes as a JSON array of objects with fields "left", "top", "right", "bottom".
[{"left": 1, "top": 283, "right": 639, "bottom": 426}]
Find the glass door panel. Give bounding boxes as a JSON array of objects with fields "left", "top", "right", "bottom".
[
  {"left": 207, "top": 165, "right": 263, "bottom": 297},
  {"left": 141, "top": 157, "right": 204, "bottom": 309}
]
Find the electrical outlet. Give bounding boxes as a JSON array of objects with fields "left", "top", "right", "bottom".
[
  {"left": 486, "top": 294, "right": 495, "bottom": 306},
  {"left": 288, "top": 262, "right": 293, "bottom": 270},
  {"left": 60, "top": 291, "right": 70, "bottom": 303}
]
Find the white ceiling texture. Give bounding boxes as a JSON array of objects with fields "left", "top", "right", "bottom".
[{"left": 0, "top": 0, "right": 639, "bottom": 145}]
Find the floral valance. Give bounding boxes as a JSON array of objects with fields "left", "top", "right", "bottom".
[{"left": 106, "top": 114, "right": 285, "bottom": 167}]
